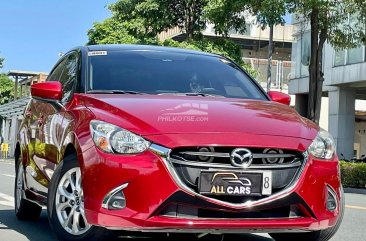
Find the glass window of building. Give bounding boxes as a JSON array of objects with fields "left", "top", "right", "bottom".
[
  {"left": 347, "top": 46, "right": 364, "bottom": 64},
  {"left": 334, "top": 50, "right": 346, "bottom": 66},
  {"left": 300, "top": 31, "right": 310, "bottom": 77}
]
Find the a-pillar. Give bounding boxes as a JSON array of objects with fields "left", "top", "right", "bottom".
[{"left": 328, "top": 87, "right": 356, "bottom": 160}]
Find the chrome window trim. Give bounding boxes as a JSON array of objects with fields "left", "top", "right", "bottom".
[{"left": 149, "top": 144, "right": 308, "bottom": 209}]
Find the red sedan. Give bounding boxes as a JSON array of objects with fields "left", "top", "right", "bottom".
[{"left": 14, "top": 45, "right": 343, "bottom": 241}]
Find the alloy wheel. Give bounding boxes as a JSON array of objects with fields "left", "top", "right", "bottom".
[
  {"left": 15, "top": 163, "right": 24, "bottom": 211},
  {"left": 55, "top": 167, "right": 91, "bottom": 235}
]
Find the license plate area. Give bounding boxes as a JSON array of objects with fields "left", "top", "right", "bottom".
[{"left": 199, "top": 171, "right": 272, "bottom": 196}]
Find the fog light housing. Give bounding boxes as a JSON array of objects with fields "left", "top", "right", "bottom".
[
  {"left": 102, "top": 183, "right": 128, "bottom": 210},
  {"left": 326, "top": 186, "right": 338, "bottom": 212}
]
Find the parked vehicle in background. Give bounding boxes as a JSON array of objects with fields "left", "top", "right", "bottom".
[{"left": 14, "top": 45, "right": 343, "bottom": 241}]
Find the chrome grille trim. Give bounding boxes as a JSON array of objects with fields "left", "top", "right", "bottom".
[
  {"left": 180, "top": 151, "right": 295, "bottom": 159},
  {"left": 149, "top": 144, "right": 308, "bottom": 209},
  {"left": 170, "top": 157, "right": 302, "bottom": 169},
  {"left": 180, "top": 151, "right": 230, "bottom": 158}
]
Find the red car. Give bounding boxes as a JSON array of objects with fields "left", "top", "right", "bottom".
[{"left": 15, "top": 45, "right": 343, "bottom": 241}]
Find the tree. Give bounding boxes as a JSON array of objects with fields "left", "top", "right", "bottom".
[
  {"left": 288, "top": 0, "right": 366, "bottom": 123},
  {"left": 205, "top": 0, "right": 248, "bottom": 37},
  {"left": 99, "top": 0, "right": 208, "bottom": 41},
  {"left": 0, "top": 57, "right": 3, "bottom": 69},
  {"left": 0, "top": 74, "right": 15, "bottom": 105},
  {"left": 88, "top": 0, "right": 258, "bottom": 76},
  {"left": 206, "top": 0, "right": 287, "bottom": 91},
  {"left": 88, "top": 18, "right": 143, "bottom": 45},
  {"left": 248, "top": 0, "right": 287, "bottom": 93}
]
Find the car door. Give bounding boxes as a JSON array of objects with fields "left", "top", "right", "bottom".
[
  {"left": 22, "top": 55, "right": 74, "bottom": 197},
  {"left": 56, "top": 51, "right": 81, "bottom": 157}
]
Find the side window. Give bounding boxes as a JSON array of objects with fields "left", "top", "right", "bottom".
[
  {"left": 47, "top": 58, "right": 67, "bottom": 82},
  {"left": 58, "top": 52, "right": 79, "bottom": 103}
]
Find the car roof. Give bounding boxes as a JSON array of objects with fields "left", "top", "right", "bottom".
[{"left": 85, "top": 44, "right": 219, "bottom": 58}]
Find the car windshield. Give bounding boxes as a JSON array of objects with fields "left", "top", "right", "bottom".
[{"left": 88, "top": 50, "right": 267, "bottom": 100}]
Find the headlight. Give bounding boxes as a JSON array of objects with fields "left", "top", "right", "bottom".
[
  {"left": 90, "top": 120, "right": 150, "bottom": 154},
  {"left": 308, "top": 130, "right": 335, "bottom": 160}
]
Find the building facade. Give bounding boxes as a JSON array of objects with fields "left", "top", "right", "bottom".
[
  {"left": 0, "top": 71, "right": 47, "bottom": 157},
  {"left": 159, "top": 22, "right": 295, "bottom": 90},
  {"left": 289, "top": 20, "right": 366, "bottom": 160}
]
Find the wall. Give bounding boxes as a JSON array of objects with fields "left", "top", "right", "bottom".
[{"left": 355, "top": 121, "right": 366, "bottom": 158}]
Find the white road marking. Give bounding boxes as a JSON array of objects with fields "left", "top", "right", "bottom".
[
  {"left": 2, "top": 174, "right": 15, "bottom": 178},
  {"left": 0, "top": 192, "right": 14, "bottom": 207},
  {"left": 346, "top": 205, "right": 366, "bottom": 211}
]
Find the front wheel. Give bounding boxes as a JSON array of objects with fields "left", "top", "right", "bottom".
[
  {"left": 270, "top": 188, "right": 345, "bottom": 241},
  {"left": 47, "top": 154, "right": 108, "bottom": 241}
]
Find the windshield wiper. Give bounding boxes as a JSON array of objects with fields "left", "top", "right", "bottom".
[
  {"left": 158, "top": 92, "right": 225, "bottom": 97},
  {"left": 88, "top": 90, "right": 144, "bottom": 95}
]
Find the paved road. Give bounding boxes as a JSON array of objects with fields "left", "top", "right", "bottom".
[{"left": 0, "top": 160, "right": 365, "bottom": 241}]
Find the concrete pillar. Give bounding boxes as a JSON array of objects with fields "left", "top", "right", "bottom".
[
  {"left": 295, "top": 94, "right": 308, "bottom": 117},
  {"left": 328, "top": 88, "right": 356, "bottom": 160},
  {"left": 3, "top": 119, "right": 10, "bottom": 143},
  {"left": 8, "top": 118, "right": 19, "bottom": 157}
]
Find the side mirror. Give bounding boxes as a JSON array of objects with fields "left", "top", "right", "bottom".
[
  {"left": 268, "top": 91, "right": 291, "bottom": 106},
  {"left": 31, "top": 82, "right": 62, "bottom": 101}
]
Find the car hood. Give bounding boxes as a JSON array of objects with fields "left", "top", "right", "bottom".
[{"left": 81, "top": 94, "right": 319, "bottom": 140}]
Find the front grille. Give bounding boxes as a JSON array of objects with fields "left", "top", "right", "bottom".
[
  {"left": 170, "top": 146, "right": 302, "bottom": 166},
  {"left": 168, "top": 146, "right": 306, "bottom": 204}
]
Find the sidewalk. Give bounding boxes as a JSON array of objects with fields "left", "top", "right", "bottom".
[
  {"left": 0, "top": 159, "right": 14, "bottom": 163},
  {"left": 344, "top": 188, "right": 366, "bottom": 195}
]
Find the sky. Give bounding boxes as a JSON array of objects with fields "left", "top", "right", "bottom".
[
  {"left": 0, "top": 0, "right": 113, "bottom": 73},
  {"left": 0, "top": 1, "right": 292, "bottom": 74}
]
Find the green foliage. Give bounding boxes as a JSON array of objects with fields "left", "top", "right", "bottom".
[
  {"left": 88, "top": 17, "right": 156, "bottom": 45},
  {"left": 205, "top": 0, "right": 248, "bottom": 36},
  {"left": 104, "top": 0, "right": 208, "bottom": 40},
  {"left": 162, "top": 38, "right": 257, "bottom": 77},
  {"left": 340, "top": 161, "right": 366, "bottom": 188},
  {"left": 108, "top": 0, "right": 174, "bottom": 40},
  {"left": 249, "top": 0, "right": 287, "bottom": 27},
  {"left": 88, "top": 0, "right": 258, "bottom": 76},
  {"left": 205, "top": 0, "right": 287, "bottom": 35},
  {"left": 0, "top": 74, "right": 15, "bottom": 105},
  {"left": 288, "top": 0, "right": 366, "bottom": 50},
  {"left": 0, "top": 57, "right": 3, "bottom": 69}
]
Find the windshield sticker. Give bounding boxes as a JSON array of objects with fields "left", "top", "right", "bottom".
[{"left": 88, "top": 51, "right": 108, "bottom": 56}]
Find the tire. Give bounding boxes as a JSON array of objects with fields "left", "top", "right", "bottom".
[
  {"left": 47, "top": 154, "right": 108, "bottom": 241},
  {"left": 269, "top": 187, "right": 345, "bottom": 241},
  {"left": 14, "top": 160, "right": 42, "bottom": 220}
]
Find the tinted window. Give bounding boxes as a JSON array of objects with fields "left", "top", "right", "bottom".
[
  {"left": 88, "top": 51, "right": 266, "bottom": 100},
  {"left": 59, "top": 52, "right": 79, "bottom": 102},
  {"left": 47, "top": 58, "right": 67, "bottom": 82}
]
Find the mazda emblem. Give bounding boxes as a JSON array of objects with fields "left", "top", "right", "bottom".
[{"left": 230, "top": 148, "right": 253, "bottom": 168}]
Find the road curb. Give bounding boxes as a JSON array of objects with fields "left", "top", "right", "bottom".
[{"left": 344, "top": 187, "right": 366, "bottom": 195}]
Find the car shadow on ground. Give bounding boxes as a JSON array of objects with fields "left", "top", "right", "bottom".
[{"left": 0, "top": 209, "right": 273, "bottom": 241}]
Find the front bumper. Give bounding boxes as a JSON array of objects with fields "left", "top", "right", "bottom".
[{"left": 81, "top": 142, "right": 342, "bottom": 233}]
